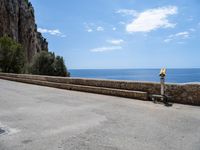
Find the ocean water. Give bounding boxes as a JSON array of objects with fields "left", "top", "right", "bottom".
[{"left": 69, "top": 69, "right": 200, "bottom": 83}]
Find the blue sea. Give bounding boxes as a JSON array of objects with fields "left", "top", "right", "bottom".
[{"left": 69, "top": 69, "right": 200, "bottom": 83}]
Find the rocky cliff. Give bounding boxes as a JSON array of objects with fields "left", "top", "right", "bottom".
[{"left": 0, "top": 0, "right": 48, "bottom": 62}]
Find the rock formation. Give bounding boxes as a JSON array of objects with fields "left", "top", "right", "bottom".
[{"left": 0, "top": 0, "right": 48, "bottom": 62}]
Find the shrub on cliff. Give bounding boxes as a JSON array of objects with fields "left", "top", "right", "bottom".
[
  {"left": 30, "top": 51, "right": 70, "bottom": 77},
  {"left": 0, "top": 36, "right": 26, "bottom": 73}
]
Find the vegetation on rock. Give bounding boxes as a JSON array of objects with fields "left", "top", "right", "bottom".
[
  {"left": 30, "top": 51, "right": 70, "bottom": 77},
  {"left": 0, "top": 36, "right": 70, "bottom": 77},
  {"left": 54, "top": 56, "right": 70, "bottom": 77},
  {"left": 0, "top": 36, "right": 26, "bottom": 73}
]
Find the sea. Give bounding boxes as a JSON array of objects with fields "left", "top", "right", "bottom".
[{"left": 69, "top": 69, "right": 200, "bottom": 83}]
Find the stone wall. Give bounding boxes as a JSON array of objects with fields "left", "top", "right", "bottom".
[{"left": 0, "top": 73, "right": 199, "bottom": 106}]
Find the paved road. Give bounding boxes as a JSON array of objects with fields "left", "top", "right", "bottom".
[{"left": 0, "top": 79, "right": 200, "bottom": 150}]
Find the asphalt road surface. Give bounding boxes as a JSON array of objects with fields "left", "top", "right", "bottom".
[{"left": 0, "top": 79, "right": 200, "bottom": 150}]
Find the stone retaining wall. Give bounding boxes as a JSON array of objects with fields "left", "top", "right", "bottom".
[{"left": 0, "top": 73, "right": 199, "bottom": 106}]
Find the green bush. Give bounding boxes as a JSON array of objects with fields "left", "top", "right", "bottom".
[
  {"left": 0, "top": 36, "right": 26, "bottom": 73},
  {"left": 30, "top": 51, "right": 70, "bottom": 77},
  {"left": 0, "top": 36, "right": 69, "bottom": 77}
]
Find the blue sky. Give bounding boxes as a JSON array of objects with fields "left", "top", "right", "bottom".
[{"left": 30, "top": 0, "right": 200, "bottom": 69}]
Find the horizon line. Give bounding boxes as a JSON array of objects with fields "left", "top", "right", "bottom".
[{"left": 69, "top": 68, "right": 200, "bottom": 70}]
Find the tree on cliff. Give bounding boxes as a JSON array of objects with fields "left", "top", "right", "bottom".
[
  {"left": 30, "top": 51, "right": 70, "bottom": 77},
  {"left": 0, "top": 36, "right": 26, "bottom": 73},
  {"left": 54, "top": 56, "right": 70, "bottom": 77}
]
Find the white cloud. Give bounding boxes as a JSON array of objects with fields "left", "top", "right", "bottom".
[
  {"left": 126, "top": 6, "right": 178, "bottom": 33},
  {"left": 38, "top": 28, "right": 66, "bottom": 37},
  {"left": 107, "top": 39, "right": 124, "bottom": 45},
  {"left": 97, "top": 26, "right": 104, "bottom": 31},
  {"left": 90, "top": 46, "right": 122, "bottom": 52},
  {"left": 87, "top": 29, "right": 93, "bottom": 32},
  {"left": 112, "top": 27, "right": 116, "bottom": 31},
  {"left": 84, "top": 23, "right": 105, "bottom": 32},
  {"left": 164, "top": 39, "right": 172, "bottom": 43},
  {"left": 164, "top": 31, "right": 190, "bottom": 43},
  {"left": 84, "top": 23, "right": 94, "bottom": 33},
  {"left": 173, "top": 32, "right": 189, "bottom": 38},
  {"left": 116, "top": 9, "right": 138, "bottom": 17}
]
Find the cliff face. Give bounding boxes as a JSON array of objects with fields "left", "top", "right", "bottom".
[{"left": 0, "top": 0, "right": 48, "bottom": 62}]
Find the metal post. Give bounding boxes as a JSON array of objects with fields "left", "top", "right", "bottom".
[
  {"left": 159, "top": 68, "right": 166, "bottom": 96},
  {"left": 160, "top": 76, "right": 165, "bottom": 96}
]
